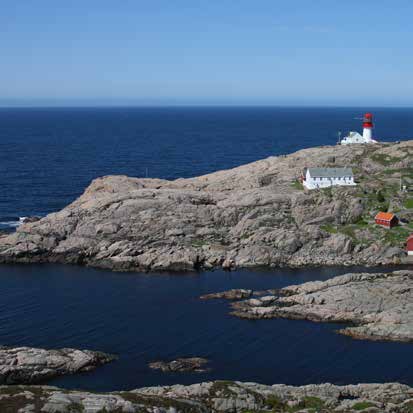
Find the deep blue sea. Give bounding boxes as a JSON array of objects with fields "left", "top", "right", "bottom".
[{"left": 1, "top": 107, "right": 413, "bottom": 391}]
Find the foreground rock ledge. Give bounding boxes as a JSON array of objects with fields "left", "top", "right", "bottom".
[
  {"left": 1, "top": 381, "right": 412, "bottom": 412},
  {"left": 227, "top": 270, "right": 413, "bottom": 342},
  {"left": 0, "top": 346, "right": 115, "bottom": 384},
  {"left": 1, "top": 141, "right": 413, "bottom": 272}
]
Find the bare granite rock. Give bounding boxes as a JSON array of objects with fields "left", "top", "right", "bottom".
[
  {"left": 1, "top": 141, "right": 413, "bottom": 271},
  {"left": 0, "top": 381, "right": 412, "bottom": 412},
  {"left": 148, "top": 357, "right": 209, "bottom": 372},
  {"left": 229, "top": 270, "right": 413, "bottom": 342},
  {"left": 0, "top": 346, "right": 115, "bottom": 384}
]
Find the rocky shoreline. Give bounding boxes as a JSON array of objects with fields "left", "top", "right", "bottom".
[
  {"left": 1, "top": 380, "right": 412, "bottom": 412},
  {"left": 202, "top": 270, "right": 413, "bottom": 343},
  {"left": 0, "top": 345, "right": 115, "bottom": 384},
  {"left": 1, "top": 141, "right": 413, "bottom": 272}
]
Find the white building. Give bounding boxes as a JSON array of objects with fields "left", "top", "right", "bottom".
[
  {"left": 302, "top": 167, "right": 356, "bottom": 190},
  {"left": 341, "top": 113, "right": 378, "bottom": 145}
]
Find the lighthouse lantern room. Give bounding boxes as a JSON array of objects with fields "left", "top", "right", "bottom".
[
  {"left": 340, "top": 113, "right": 378, "bottom": 145},
  {"left": 362, "top": 113, "right": 374, "bottom": 141}
]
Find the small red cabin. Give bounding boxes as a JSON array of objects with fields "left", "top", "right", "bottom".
[
  {"left": 407, "top": 235, "right": 413, "bottom": 256},
  {"left": 375, "top": 212, "right": 398, "bottom": 228}
]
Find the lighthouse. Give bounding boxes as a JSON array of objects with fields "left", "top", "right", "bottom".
[
  {"left": 340, "top": 112, "right": 378, "bottom": 145},
  {"left": 362, "top": 113, "right": 374, "bottom": 141}
]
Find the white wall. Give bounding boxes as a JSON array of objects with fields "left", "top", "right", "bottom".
[{"left": 303, "top": 170, "right": 355, "bottom": 189}]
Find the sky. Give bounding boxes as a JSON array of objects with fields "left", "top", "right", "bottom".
[{"left": 1, "top": 0, "right": 413, "bottom": 106}]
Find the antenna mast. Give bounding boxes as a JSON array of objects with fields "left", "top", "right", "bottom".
[{"left": 337, "top": 131, "right": 342, "bottom": 145}]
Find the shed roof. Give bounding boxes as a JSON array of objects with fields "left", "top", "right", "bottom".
[
  {"left": 307, "top": 167, "right": 353, "bottom": 178},
  {"left": 375, "top": 212, "right": 396, "bottom": 222}
]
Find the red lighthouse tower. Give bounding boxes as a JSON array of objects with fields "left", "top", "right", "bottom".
[{"left": 362, "top": 113, "right": 374, "bottom": 141}]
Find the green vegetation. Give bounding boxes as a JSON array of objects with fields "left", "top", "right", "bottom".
[
  {"left": 404, "top": 198, "right": 413, "bottom": 209},
  {"left": 291, "top": 180, "right": 304, "bottom": 190},
  {"left": 376, "top": 190, "right": 385, "bottom": 203},
  {"left": 321, "top": 186, "right": 333, "bottom": 198},
  {"left": 191, "top": 239, "right": 207, "bottom": 248},
  {"left": 320, "top": 224, "right": 337, "bottom": 234},
  {"left": 68, "top": 403, "right": 85, "bottom": 412},
  {"left": 354, "top": 218, "right": 368, "bottom": 227},
  {"left": 382, "top": 225, "right": 411, "bottom": 247},
  {"left": 286, "top": 396, "right": 326, "bottom": 412},
  {"left": 402, "top": 401, "right": 413, "bottom": 413},
  {"left": 352, "top": 401, "right": 376, "bottom": 410},
  {"left": 371, "top": 153, "right": 404, "bottom": 166},
  {"left": 265, "top": 395, "right": 284, "bottom": 409},
  {"left": 262, "top": 395, "right": 327, "bottom": 412}
]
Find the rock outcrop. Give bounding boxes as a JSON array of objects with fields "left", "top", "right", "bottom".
[
  {"left": 0, "top": 346, "right": 115, "bottom": 384},
  {"left": 228, "top": 270, "right": 413, "bottom": 342},
  {"left": 200, "top": 289, "right": 253, "bottom": 300},
  {"left": 1, "top": 381, "right": 412, "bottom": 412},
  {"left": 148, "top": 357, "right": 209, "bottom": 373},
  {"left": 1, "top": 141, "right": 413, "bottom": 271}
]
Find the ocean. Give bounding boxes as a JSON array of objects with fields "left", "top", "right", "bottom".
[{"left": 0, "top": 107, "right": 413, "bottom": 391}]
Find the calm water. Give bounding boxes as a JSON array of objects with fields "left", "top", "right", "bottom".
[
  {"left": 0, "top": 264, "right": 412, "bottom": 392},
  {"left": 1, "top": 107, "right": 413, "bottom": 390}
]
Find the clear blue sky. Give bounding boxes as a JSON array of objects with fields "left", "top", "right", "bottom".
[{"left": 1, "top": 0, "right": 412, "bottom": 106}]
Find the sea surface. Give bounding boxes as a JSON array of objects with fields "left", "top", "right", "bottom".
[
  {"left": 1, "top": 107, "right": 413, "bottom": 391},
  {"left": 0, "top": 263, "right": 412, "bottom": 392}
]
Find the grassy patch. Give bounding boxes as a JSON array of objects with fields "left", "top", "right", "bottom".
[
  {"left": 354, "top": 218, "right": 369, "bottom": 227},
  {"left": 402, "top": 400, "right": 413, "bottom": 413},
  {"left": 340, "top": 226, "right": 357, "bottom": 240},
  {"left": 265, "top": 395, "right": 285, "bottom": 409},
  {"left": 352, "top": 401, "right": 376, "bottom": 410},
  {"left": 191, "top": 239, "right": 207, "bottom": 248},
  {"left": 381, "top": 167, "right": 413, "bottom": 179},
  {"left": 286, "top": 396, "right": 326, "bottom": 412},
  {"left": 291, "top": 180, "right": 304, "bottom": 190},
  {"left": 371, "top": 153, "right": 404, "bottom": 166},
  {"left": 382, "top": 225, "right": 410, "bottom": 247},
  {"left": 404, "top": 198, "right": 413, "bottom": 209},
  {"left": 321, "top": 224, "right": 337, "bottom": 234},
  {"left": 68, "top": 403, "right": 85, "bottom": 412}
]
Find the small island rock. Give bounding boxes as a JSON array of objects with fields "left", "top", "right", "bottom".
[
  {"left": 0, "top": 345, "right": 115, "bottom": 384},
  {"left": 149, "top": 357, "right": 209, "bottom": 373}
]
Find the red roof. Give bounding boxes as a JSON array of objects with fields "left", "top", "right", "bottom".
[
  {"left": 364, "top": 113, "right": 373, "bottom": 118},
  {"left": 375, "top": 212, "right": 395, "bottom": 222}
]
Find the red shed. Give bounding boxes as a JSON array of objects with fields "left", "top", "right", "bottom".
[
  {"left": 407, "top": 235, "right": 413, "bottom": 256},
  {"left": 375, "top": 212, "right": 398, "bottom": 228}
]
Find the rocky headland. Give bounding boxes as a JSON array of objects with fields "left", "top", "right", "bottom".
[
  {"left": 1, "top": 381, "right": 412, "bottom": 412},
  {"left": 0, "top": 346, "right": 115, "bottom": 384},
  {"left": 203, "top": 270, "right": 413, "bottom": 342},
  {"left": 1, "top": 141, "right": 413, "bottom": 271}
]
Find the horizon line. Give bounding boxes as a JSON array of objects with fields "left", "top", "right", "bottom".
[{"left": 1, "top": 103, "right": 413, "bottom": 109}]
